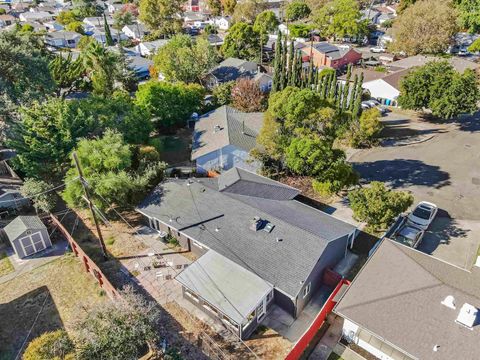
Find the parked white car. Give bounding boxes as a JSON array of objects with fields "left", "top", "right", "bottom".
[{"left": 408, "top": 201, "right": 438, "bottom": 230}]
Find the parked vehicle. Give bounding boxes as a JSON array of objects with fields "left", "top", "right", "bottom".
[
  {"left": 370, "top": 47, "right": 386, "bottom": 53},
  {"left": 361, "top": 101, "right": 372, "bottom": 109},
  {"left": 395, "top": 224, "right": 425, "bottom": 248},
  {"left": 376, "top": 106, "right": 388, "bottom": 115},
  {"left": 366, "top": 99, "right": 380, "bottom": 107},
  {"left": 408, "top": 201, "right": 438, "bottom": 230}
]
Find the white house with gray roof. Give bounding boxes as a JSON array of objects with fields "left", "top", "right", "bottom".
[
  {"left": 191, "top": 106, "right": 264, "bottom": 174},
  {"left": 136, "top": 168, "right": 358, "bottom": 338}
]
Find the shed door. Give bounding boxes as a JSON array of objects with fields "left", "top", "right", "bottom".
[
  {"left": 20, "top": 236, "right": 36, "bottom": 256},
  {"left": 31, "top": 232, "right": 46, "bottom": 252}
]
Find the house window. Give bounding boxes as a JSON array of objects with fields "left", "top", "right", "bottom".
[{"left": 303, "top": 282, "right": 311, "bottom": 298}]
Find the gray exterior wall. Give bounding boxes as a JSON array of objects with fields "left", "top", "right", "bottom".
[
  {"left": 274, "top": 288, "right": 296, "bottom": 317},
  {"left": 295, "top": 234, "right": 349, "bottom": 317},
  {"left": 11, "top": 228, "right": 51, "bottom": 259}
]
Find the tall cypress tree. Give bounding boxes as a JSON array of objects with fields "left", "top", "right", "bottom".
[
  {"left": 342, "top": 65, "right": 352, "bottom": 111},
  {"left": 329, "top": 72, "right": 337, "bottom": 101},
  {"left": 272, "top": 32, "right": 283, "bottom": 92},
  {"left": 104, "top": 14, "right": 114, "bottom": 47},
  {"left": 288, "top": 40, "right": 295, "bottom": 86},
  {"left": 352, "top": 72, "right": 364, "bottom": 119},
  {"left": 307, "top": 60, "right": 314, "bottom": 88},
  {"left": 349, "top": 74, "right": 359, "bottom": 112},
  {"left": 295, "top": 52, "right": 303, "bottom": 87},
  {"left": 280, "top": 34, "right": 288, "bottom": 89},
  {"left": 314, "top": 67, "right": 319, "bottom": 92}
]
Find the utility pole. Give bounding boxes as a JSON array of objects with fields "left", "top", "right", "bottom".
[{"left": 72, "top": 152, "right": 108, "bottom": 260}]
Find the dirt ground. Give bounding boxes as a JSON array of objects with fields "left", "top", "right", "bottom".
[{"left": 0, "top": 255, "right": 108, "bottom": 359}]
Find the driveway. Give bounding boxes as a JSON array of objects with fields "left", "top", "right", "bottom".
[{"left": 349, "top": 115, "right": 480, "bottom": 267}]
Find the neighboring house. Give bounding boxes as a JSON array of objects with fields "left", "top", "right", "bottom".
[
  {"left": 184, "top": 0, "right": 207, "bottom": 12},
  {"left": 205, "top": 33, "right": 223, "bottom": 47},
  {"left": 213, "top": 16, "right": 230, "bottom": 30},
  {"left": 91, "top": 26, "right": 127, "bottom": 44},
  {"left": 44, "top": 20, "right": 64, "bottom": 31},
  {"left": 107, "top": 3, "right": 123, "bottom": 14},
  {"left": 389, "top": 54, "right": 479, "bottom": 73},
  {"left": 301, "top": 42, "right": 362, "bottom": 70},
  {"left": 122, "top": 23, "right": 149, "bottom": 40},
  {"left": 191, "top": 105, "right": 263, "bottom": 173},
  {"left": 361, "top": 68, "right": 411, "bottom": 106},
  {"left": 2, "top": 216, "right": 52, "bottom": 259},
  {"left": 253, "top": 72, "right": 273, "bottom": 92},
  {"left": 334, "top": 239, "right": 480, "bottom": 360},
  {"left": 45, "top": 31, "right": 81, "bottom": 48},
  {"left": 19, "top": 11, "right": 52, "bottom": 22},
  {"left": 83, "top": 16, "right": 114, "bottom": 32},
  {"left": 0, "top": 14, "right": 16, "bottom": 28},
  {"left": 204, "top": 58, "right": 258, "bottom": 89},
  {"left": 360, "top": 9, "right": 380, "bottom": 24},
  {"left": 127, "top": 55, "right": 153, "bottom": 79},
  {"left": 136, "top": 167, "right": 358, "bottom": 338},
  {"left": 0, "top": 160, "right": 28, "bottom": 211},
  {"left": 135, "top": 39, "right": 169, "bottom": 57}
]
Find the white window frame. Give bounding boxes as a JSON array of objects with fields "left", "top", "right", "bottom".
[{"left": 303, "top": 282, "right": 311, "bottom": 298}]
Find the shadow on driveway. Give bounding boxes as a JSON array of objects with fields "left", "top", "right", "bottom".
[{"left": 353, "top": 159, "right": 451, "bottom": 189}]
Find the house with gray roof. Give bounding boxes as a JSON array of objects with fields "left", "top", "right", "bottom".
[
  {"left": 191, "top": 106, "right": 264, "bottom": 174},
  {"left": 136, "top": 168, "right": 358, "bottom": 338},
  {"left": 45, "top": 31, "right": 81, "bottom": 48},
  {"left": 204, "top": 58, "right": 259, "bottom": 89},
  {"left": 2, "top": 216, "right": 51, "bottom": 258},
  {"left": 334, "top": 239, "right": 480, "bottom": 360}
]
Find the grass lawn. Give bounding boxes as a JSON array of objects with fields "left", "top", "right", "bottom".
[
  {"left": 0, "top": 252, "right": 14, "bottom": 277},
  {"left": 0, "top": 254, "right": 108, "bottom": 359}
]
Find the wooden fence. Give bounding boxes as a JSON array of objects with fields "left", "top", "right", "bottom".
[
  {"left": 285, "top": 279, "right": 351, "bottom": 360},
  {"left": 49, "top": 214, "right": 119, "bottom": 300}
]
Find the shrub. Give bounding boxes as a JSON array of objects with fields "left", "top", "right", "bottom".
[{"left": 23, "top": 330, "right": 75, "bottom": 360}]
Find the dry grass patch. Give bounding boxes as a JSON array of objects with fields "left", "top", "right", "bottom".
[{"left": 0, "top": 252, "right": 14, "bottom": 277}]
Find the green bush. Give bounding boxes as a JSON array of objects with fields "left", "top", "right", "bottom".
[
  {"left": 23, "top": 330, "right": 75, "bottom": 360},
  {"left": 349, "top": 108, "right": 383, "bottom": 148}
]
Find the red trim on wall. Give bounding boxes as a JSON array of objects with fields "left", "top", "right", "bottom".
[{"left": 285, "top": 279, "right": 350, "bottom": 360}]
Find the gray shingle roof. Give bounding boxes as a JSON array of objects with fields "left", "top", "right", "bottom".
[
  {"left": 137, "top": 169, "right": 356, "bottom": 297},
  {"left": 209, "top": 58, "right": 258, "bottom": 83},
  {"left": 176, "top": 250, "right": 273, "bottom": 324},
  {"left": 191, "top": 106, "right": 264, "bottom": 160},
  {"left": 3, "top": 216, "right": 46, "bottom": 240},
  {"left": 334, "top": 239, "right": 480, "bottom": 360}
]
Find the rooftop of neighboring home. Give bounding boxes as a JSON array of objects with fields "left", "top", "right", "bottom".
[
  {"left": 191, "top": 105, "right": 264, "bottom": 160},
  {"left": 390, "top": 55, "right": 479, "bottom": 73},
  {"left": 139, "top": 38, "right": 170, "bottom": 51},
  {"left": 308, "top": 42, "right": 360, "bottom": 60},
  {"left": 46, "top": 30, "right": 81, "bottom": 40},
  {"left": 137, "top": 167, "right": 356, "bottom": 298},
  {"left": 176, "top": 249, "right": 273, "bottom": 324},
  {"left": 339, "top": 68, "right": 387, "bottom": 83},
  {"left": 208, "top": 57, "right": 258, "bottom": 83},
  {"left": 335, "top": 239, "right": 480, "bottom": 360}
]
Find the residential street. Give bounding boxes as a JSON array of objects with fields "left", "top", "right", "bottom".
[{"left": 349, "top": 114, "right": 480, "bottom": 268}]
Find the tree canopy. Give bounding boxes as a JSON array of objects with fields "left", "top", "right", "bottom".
[
  {"left": 314, "top": 0, "right": 367, "bottom": 40},
  {"left": 348, "top": 181, "right": 414, "bottom": 230},
  {"left": 23, "top": 330, "right": 75, "bottom": 360},
  {"left": 391, "top": 0, "right": 458, "bottom": 55},
  {"left": 232, "top": 0, "right": 266, "bottom": 23},
  {"left": 398, "top": 61, "right": 479, "bottom": 119},
  {"left": 455, "top": 0, "right": 480, "bottom": 33},
  {"left": 221, "top": 22, "right": 261, "bottom": 60},
  {"left": 253, "top": 10, "right": 279, "bottom": 34},
  {"left": 135, "top": 80, "right": 204, "bottom": 129},
  {"left": 138, "top": 0, "right": 183, "bottom": 35},
  {"left": 285, "top": 0, "right": 311, "bottom": 21},
  {"left": 20, "top": 178, "right": 57, "bottom": 214},
  {"left": 153, "top": 34, "right": 217, "bottom": 83}
]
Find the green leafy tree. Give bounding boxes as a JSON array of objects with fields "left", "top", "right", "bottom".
[
  {"left": 349, "top": 107, "right": 383, "bottom": 147},
  {"left": 212, "top": 80, "right": 235, "bottom": 106},
  {"left": 135, "top": 80, "right": 204, "bottom": 129},
  {"left": 222, "top": 0, "right": 237, "bottom": 14},
  {"left": 348, "top": 181, "right": 414, "bottom": 230},
  {"left": 104, "top": 13, "right": 114, "bottom": 46},
  {"left": 398, "top": 0, "right": 416, "bottom": 13},
  {"left": 221, "top": 22, "right": 261, "bottom": 60},
  {"left": 138, "top": 0, "right": 183, "bottom": 35},
  {"left": 253, "top": 10, "right": 279, "bottom": 34},
  {"left": 65, "top": 21, "right": 84, "bottom": 34},
  {"left": 207, "top": 0, "right": 222, "bottom": 15},
  {"left": 0, "top": 30, "right": 55, "bottom": 106},
  {"left": 391, "top": 0, "right": 458, "bottom": 55},
  {"left": 49, "top": 54, "right": 86, "bottom": 98},
  {"left": 454, "top": 0, "right": 480, "bottom": 33},
  {"left": 398, "top": 61, "right": 479, "bottom": 119},
  {"left": 20, "top": 178, "right": 57, "bottom": 214},
  {"left": 288, "top": 23, "right": 312, "bottom": 38},
  {"left": 23, "top": 330, "right": 75, "bottom": 360},
  {"left": 314, "top": 0, "right": 368, "bottom": 40},
  {"left": 153, "top": 34, "right": 218, "bottom": 83},
  {"left": 285, "top": 0, "right": 311, "bottom": 21},
  {"left": 81, "top": 41, "right": 118, "bottom": 97},
  {"left": 468, "top": 37, "right": 480, "bottom": 53},
  {"left": 312, "top": 160, "right": 358, "bottom": 196},
  {"left": 56, "top": 10, "right": 78, "bottom": 25}
]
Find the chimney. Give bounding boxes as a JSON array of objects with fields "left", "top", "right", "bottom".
[{"left": 250, "top": 216, "right": 263, "bottom": 231}]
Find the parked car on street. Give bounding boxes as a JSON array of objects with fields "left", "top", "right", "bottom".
[
  {"left": 408, "top": 201, "right": 438, "bottom": 230},
  {"left": 370, "top": 47, "right": 386, "bottom": 53}
]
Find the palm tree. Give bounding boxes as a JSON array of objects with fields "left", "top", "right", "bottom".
[{"left": 81, "top": 41, "right": 117, "bottom": 97}]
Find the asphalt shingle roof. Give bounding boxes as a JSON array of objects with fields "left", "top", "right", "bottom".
[
  {"left": 335, "top": 239, "right": 480, "bottom": 360},
  {"left": 3, "top": 216, "right": 46, "bottom": 241},
  {"left": 176, "top": 250, "right": 273, "bottom": 324},
  {"left": 209, "top": 58, "right": 257, "bottom": 83},
  {"left": 137, "top": 168, "right": 356, "bottom": 297},
  {"left": 191, "top": 106, "right": 264, "bottom": 160}
]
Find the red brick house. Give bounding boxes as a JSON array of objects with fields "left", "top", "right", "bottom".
[{"left": 301, "top": 42, "right": 362, "bottom": 70}]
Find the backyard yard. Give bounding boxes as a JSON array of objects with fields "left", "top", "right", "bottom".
[
  {"left": 0, "top": 254, "right": 108, "bottom": 359},
  {"left": 149, "top": 128, "right": 193, "bottom": 167},
  {"left": 0, "top": 252, "right": 14, "bottom": 277}
]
